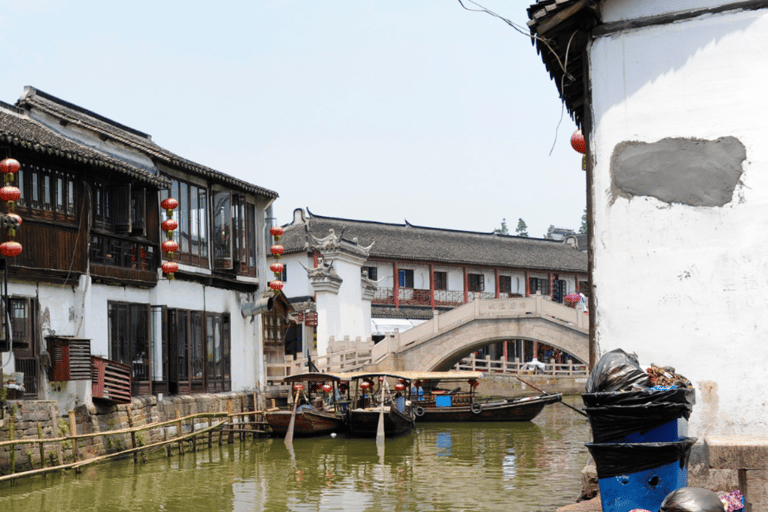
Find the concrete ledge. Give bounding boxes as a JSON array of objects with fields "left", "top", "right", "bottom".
[{"left": 705, "top": 435, "right": 768, "bottom": 470}]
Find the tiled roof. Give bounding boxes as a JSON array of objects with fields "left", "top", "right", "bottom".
[
  {"left": 281, "top": 210, "right": 587, "bottom": 273},
  {"left": 0, "top": 103, "right": 169, "bottom": 188},
  {"left": 15, "top": 88, "right": 278, "bottom": 199},
  {"left": 526, "top": 1, "right": 600, "bottom": 128}
]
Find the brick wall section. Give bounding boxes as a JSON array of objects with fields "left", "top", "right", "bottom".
[{"left": 0, "top": 392, "right": 256, "bottom": 474}]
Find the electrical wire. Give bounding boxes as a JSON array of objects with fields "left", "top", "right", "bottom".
[{"left": 457, "top": 0, "right": 575, "bottom": 81}]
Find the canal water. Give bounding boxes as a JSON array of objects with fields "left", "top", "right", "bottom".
[{"left": 0, "top": 396, "right": 590, "bottom": 512}]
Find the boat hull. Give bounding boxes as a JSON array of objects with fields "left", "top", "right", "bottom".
[
  {"left": 266, "top": 409, "right": 345, "bottom": 437},
  {"left": 347, "top": 407, "right": 414, "bottom": 437},
  {"left": 414, "top": 394, "right": 561, "bottom": 423}
]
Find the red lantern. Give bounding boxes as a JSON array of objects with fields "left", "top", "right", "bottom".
[
  {"left": 395, "top": 383, "right": 405, "bottom": 391},
  {"left": 0, "top": 186, "right": 20, "bottom": 202},
  {"left": 162, "top": 240, "right": 179, "bottom": 253},
  {"left": 0, "top": 158, "right": 20, "bottom": 174},
  {"left": 0, "top": 240, "right": 22, "bottom": 257},
  {"left": 161, "top": 197, "right": 178, "bottom": 210},
  {"left": 570, "top": 129, "right": 586, "bottom": 154},
  {"left": 162, "top": 261, "right": 179, "bottom": 274},
  {"left": 161, "top": 218, "right": 178, "bottom": 231},
  {"left": 294, "top": 384, "right": 304, "bottom": 391},
  {"left": 270, "top": 245, "right": 284, "bottom": 256},
  {"left": 322, "top": 384, "right": 332, "bottom": 393},
  {"left": 269, "top": 280, "right": 284, "bottom": 291},
  {"left": 270, "top": 262, "right": 284, "bottom": 274},
  {"left": 468, "top": 379, "right": 479, "bottom": 388},
  {"left": 270, "top": 226, "right": 284, "bottom": 237},
  {"left": 360, "top": 381, "right": 371, "bottom": 390}
]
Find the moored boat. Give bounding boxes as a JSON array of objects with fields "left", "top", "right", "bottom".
[
  {"left": 404, "top": 371, "right": 562, "bottom": 423},
  {"left": 265, "top": 372, "right": 347, "bottom": 437},
  {"left": 341, "top": 372, "right": 415, "bottom": 438}
]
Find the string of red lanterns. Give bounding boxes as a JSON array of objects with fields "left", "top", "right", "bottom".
[
  {"left": 0, "top": 158, "right": 22, "bottom": 258},
  {"left": 269, "top": 225, "right": 285, "bottom": 292},
  {"left": 160, "top": 197, "right": 179, "bottom": 279}
]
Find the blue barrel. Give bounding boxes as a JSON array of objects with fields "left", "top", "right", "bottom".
[{"left": 587, "top": 437, "right": 696, "bottom": 512}]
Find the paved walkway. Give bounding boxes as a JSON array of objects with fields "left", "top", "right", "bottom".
[{"left": 556, "top": 497, "right": 602, "bottom": 511}]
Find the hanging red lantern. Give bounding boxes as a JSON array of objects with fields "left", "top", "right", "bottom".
[
  {"left": 161, "top": 197, "right": 178, "bottom": 211},
  {"left": 322, "top": 384, "right": 332, "bottom": 393},
  {"left": 0, "top": 158, "right": 20, "bottom": 174},
  {"left": 0, "top": 186, "right": 20, "bottom": 202},
  {"left": 161, "top": 218, "right": 178, "bottom": 231},
  {"left": 161, "top": 261, "right": 179, "bottom": 274},
  {"left": 395, "top": 383, "right": 405, "bottom": 391},
  {"left": 468, "top": 379, "right": 479, "bottom": 388},
  {"left": 269, "top": 280, "right": 284, "bottom": 291},
  {"left": 570, "top": 129, "right": 586, "bottom": 154},
  {"left": 270, "top": 262, "right": 284, "bottom": 274},
  {"left": 161, "top": 240, "right": 179, "bottom": 253},
  {"left": 270, "top": 244, "right": 284, "bottom": 256},
  {"left": 270, "top": 226, "right": 284, "bottom": 238},
  {"left": 0, "top": 240, "right": 22, "bottom": 257},
  {"left": 294, "top": 384, "right": 304, "bottom": 391},
  {"left": 360, "top": 381, "right": 371, "bottom": 389}
]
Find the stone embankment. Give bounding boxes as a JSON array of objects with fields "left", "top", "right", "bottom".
[{"left": 0, "top": 392, "right": 254, "bottom": 473}]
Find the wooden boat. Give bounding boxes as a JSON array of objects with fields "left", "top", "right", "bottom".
[
  {"left": 341, "top": 372, "right": 415, "bottom": 438},
  {"left": 265, "top": 372, "right": 347, "bottom": 437},
  {"left": 405, "top": 371, "right": 562, "bottom": 423}
]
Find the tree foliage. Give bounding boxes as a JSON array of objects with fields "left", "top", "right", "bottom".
[
  {"left": 580, "top": 207, "right": 587, "bottom": 234},
  {"left": 493, "top": 218, "right": 509, "bottom": 235},
  {"left": 515, "top": 218, "right": 528, "bottom": 237}
]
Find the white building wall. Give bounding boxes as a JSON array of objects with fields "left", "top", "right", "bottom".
[
  {"left": 589, "top": 7, "right": 768, "bottom": 437},
  {"left": 277, "top": 252, "right": 314, "bottom": 298}
]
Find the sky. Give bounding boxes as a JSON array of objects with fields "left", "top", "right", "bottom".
[{"left": 0, "top": 1, "right": 585, "bottom": 239}]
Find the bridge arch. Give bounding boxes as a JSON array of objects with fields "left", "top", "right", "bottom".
[{"left": 371, "top": 297, "right": 589, "bottom": 372}]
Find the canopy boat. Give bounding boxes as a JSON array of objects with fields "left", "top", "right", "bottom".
[
  {"left": 265, "top": 373, "right": 347, "bottom": 437},
  {"left": 340, "top": 372, "right": 415, "bottom": 438},
  {"left": 405, "top": 371, "right": 562, "bottom": 423}
]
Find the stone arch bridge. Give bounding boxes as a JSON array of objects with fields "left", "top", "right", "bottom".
[{"left": 370, "top": 296, "right": 589, "bottom": 372}]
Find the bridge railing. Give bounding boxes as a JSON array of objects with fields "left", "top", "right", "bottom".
[
  {"left": 371, "top": 295, "right": 588, "bottom": 363},
  {"left": 454, "top": 354, "right": 588, "bottom": 376}
]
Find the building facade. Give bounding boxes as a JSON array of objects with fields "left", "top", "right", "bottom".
[
  {"left": 527, "top": 0, "right": 768, "bottom": 502},
  {"left": 0, "top": 87, "right": 278, "bottom": 414},
  {"left": 273, "top": 208, "right": 588, "bottom": 370}
]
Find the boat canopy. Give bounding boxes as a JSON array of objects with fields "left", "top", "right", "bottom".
[{"left": 279, "top": 372, "right": 342, "bottom": 383}]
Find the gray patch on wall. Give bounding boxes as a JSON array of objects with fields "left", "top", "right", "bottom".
[{"left": 611, "top": 137, "right": 746, "bottom": 207}]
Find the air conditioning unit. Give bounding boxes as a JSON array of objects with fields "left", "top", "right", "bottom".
[{"left": 46, "top": 337, "right": 91, "bottom": 382}]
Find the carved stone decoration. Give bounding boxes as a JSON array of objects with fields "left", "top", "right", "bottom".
[{"left": 361, "top": 272, "right": 378, "bottom": 302}]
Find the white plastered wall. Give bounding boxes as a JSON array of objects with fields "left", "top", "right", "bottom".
[{"left": 589, "top": 8, "right": 768, "bottom": 436}]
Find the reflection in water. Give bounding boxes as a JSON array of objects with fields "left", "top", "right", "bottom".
[{"left": 0, "top": 396, "right": 589, "bottom": 512}]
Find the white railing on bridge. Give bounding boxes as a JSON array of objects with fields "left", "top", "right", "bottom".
[{"left": 453, "top": 353, "right": 588, "bottom": 376}]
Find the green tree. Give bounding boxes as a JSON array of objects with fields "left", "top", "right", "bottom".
[
  {"left": 579, "top": 207, "right": 587, "bottom": 234},
  {"left": 515, "top": 218, "right": 528, "bottom": 237},
  {"left": 493, "top": 218, "right": 509, "bottom": 235},
  {"left": 545, "top": 225, "right": 555, "bottom": 238}
]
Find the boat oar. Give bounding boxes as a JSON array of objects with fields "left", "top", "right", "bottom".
[
  {"left": 376, "top": 378, "right": 386, "bottom": 445},
  {"left": 284, "top": 385, "right": 302, "bottom": 446},
  {"left": 515, "top": 376, "right": 587, "bottom": 417}
]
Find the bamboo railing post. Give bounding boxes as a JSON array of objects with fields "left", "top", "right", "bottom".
[
  {"left": 239, "top": 400, "right": 245, "bottom": 441},
  {"left": 207, "top": 416, "right": 212, "bottom": 447},
  {"left": 227, "top": 398, "right": 234, "bottom": 444},
  {"left": 126, "top": 409, "right": 137, "bottom": 462},
  {"left": 36, "top": 422, "right": 45, "bottom": 471},
  {"left": 8, "top": 413, "right": 15, "bottom": 475},
  {"left": 68, "top": 410, "right": 79, "bottom": 462},
  {"left": 175, "top": 410, "right": 184, "bottom": 455}
]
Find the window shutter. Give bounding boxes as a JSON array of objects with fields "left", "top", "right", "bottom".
[{"left": 113, "top": 183, "right": 132, "bottom": 233}]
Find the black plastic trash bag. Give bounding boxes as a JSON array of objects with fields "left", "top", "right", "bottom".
[
  {"left": 582, "top": 388, "right": 695, "bottom": 443},
  {"left": 585, "top": 348, "right": 652, "bottom": 393},
  {"left": 586, "top": 437, "right": 696, "bottom": 479},
  {"left": 659, "top": 487, "right": 725, "bottom": 512}
]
